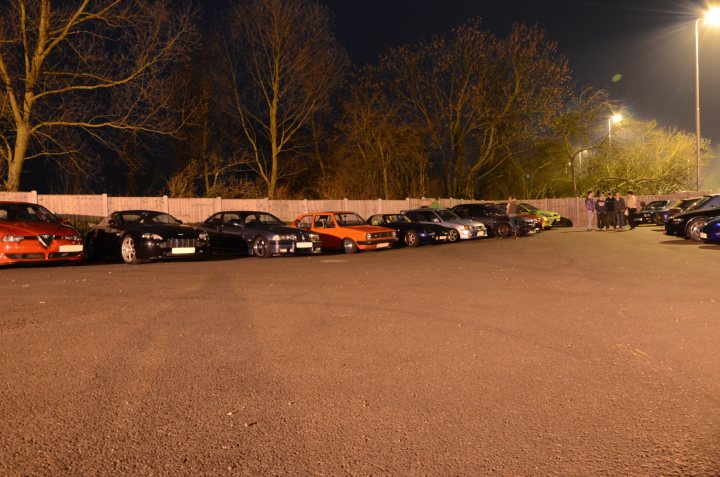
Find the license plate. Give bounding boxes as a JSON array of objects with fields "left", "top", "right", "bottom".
[
  {"left": 296, "top": 242, "right": 313, "bottom": 249},
  {"left": 700, "top": 232, "right": 707, "bottom": 239},
  {"left": 376, "top": 243, "right": 389, "bottom": 248},
  {"left": 59, "top": 245, "right": 83, "bottom": 252},
  {"left": 171, "top": 247, "right": 195, "bottom": 254},
  {"left": 438, "top": 236, "right": 447, "bottom": 240}
]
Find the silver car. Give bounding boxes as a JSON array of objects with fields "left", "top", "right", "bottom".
[{"left": 402, "top": 208, "right": 487, "bottom": 242}]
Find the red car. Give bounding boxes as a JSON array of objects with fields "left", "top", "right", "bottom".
[{"left": 0, "top": 202, "right": 84, "bottom": 266}]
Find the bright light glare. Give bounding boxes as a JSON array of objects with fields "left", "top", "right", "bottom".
[
  {"left": 705, "top": 6, "right": 720, "bottom": 26},
  {"left": 611, "top": 114, "right": 623, "bottom": 124}
]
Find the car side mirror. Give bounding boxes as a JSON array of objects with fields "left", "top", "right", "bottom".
[{"left": 107, "top": 219, "right": 116, "bottom": 227}]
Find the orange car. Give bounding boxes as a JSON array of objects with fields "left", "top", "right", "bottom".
[{"left": 293, "top": 211, "right": 397, "bottom": 253}]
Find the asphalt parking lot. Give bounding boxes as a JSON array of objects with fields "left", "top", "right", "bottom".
[{"left": 1, "top": 226, "right": 719, "bottom": 476}]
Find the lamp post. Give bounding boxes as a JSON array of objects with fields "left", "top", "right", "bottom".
[
  {"left": 608, "top": 113, "right": 622, "bottom": 146},
  {"left": 694, "top": 6, "right": 720, "bottom": 192}
]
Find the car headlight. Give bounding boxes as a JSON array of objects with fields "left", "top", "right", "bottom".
[
  {"left": 463, "top": 224, "right": 471, "bottom": 230},
  {"left": 366, "top": 233, "right": 372, "bottom": 240},
  {"left": 309, "top": 233, "right": 319, "bottom": 240},
  {"left": 65, "top": 234, "right": 82, "bottom": 242},
  {"left": 423, "top": 228, "right": 435, "bottom": 235},
  {"left": 198, "top": 232, "right": 209, "bottom": 241},
  {"left": 391, "top": 231, "right": 396, "bottom": 238},
  {"left": 271, "top": 234, "right": 295, "bottom": 241},
  {"left": 2, "top": 235, "right": 24, "bottom": 243},
  {"left": 670, "top": 218, "right": 684, "bottom": 224},
  {"left": 141, "top": 233, "right": 163, "bottom": 240}
]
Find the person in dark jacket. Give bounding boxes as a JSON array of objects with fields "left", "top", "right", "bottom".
[
  {"left": 614, "top": 192, "right": 626, "bottom": 228},
  {"left": 605, "top": 192, "right": 616, "bottom": 229},
  {"left": 595, "top": 193, "right": 607, "bottom": 230},
  {"left": 584, "top": 191, "right": 595, "bottom": 231}
]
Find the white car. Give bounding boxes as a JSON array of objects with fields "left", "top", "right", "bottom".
[{"left": 402, "top": 208, "right": 487, "bottom": 242}]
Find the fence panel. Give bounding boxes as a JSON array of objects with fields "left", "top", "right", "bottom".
[
  {"left": 38, "top": 194, "right": 105, "bottom": 217},
  {"left": 169, "top": 197, "right": 216, "bottom": 223},
  {"left": 108, "top": 196, "right": 165, "bottom": 214}
]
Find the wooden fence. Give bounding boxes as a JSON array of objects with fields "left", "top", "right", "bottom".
[{"left": 0, "top": 190, "right": 705, "bottom": 232}]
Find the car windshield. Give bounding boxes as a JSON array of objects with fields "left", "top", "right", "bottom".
[
  {"left": 644, "top": 201, "right": 666, "bottom": 210},
  {"left": 483, "top": 204, "right": 505, "bottom": 214},
  {"left": 242, "top": 212, "right": 284, "bottom": 225},
  {"left": 436, "top": 209, "right": 461, "bottom": 221},
  {"left": 334, "top": 213, "right": 365, "bottom": 226},
  {"left": 685, "top": 197, "right": 711, "bottom": 212},
  {"left": 121, "top": 211, "right": 181, "bottom": 224},
  {"left": 0, "top": 203, "right": 58, "bottom": 222}
]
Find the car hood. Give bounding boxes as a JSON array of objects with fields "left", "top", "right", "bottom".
[
  {"left": 342, "top": 225, "right": 394, "bottom": 233},
  {"left": 250, "top": 224, "right": 305, "bottom": 235},
  {"left": 0, "top": 220, "right": 78, "bottom": 236},
  {"left": 124, "top": 223, "right": 201, "bottom": 238}
]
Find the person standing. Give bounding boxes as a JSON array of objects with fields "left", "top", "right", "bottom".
[
  {"left": 595, "top": 193, "right": 607, "bottom": 230},
  {"left": 605, "top": 192, "right": 616, "bottom": 229},
  {"left": 584, "top": 191, "right": 595, "bottom": 231},
  {"left": 614, "top": 192, "right": 626, "bottom": 228},
  {"left": 506, "top": 195, "right": 519, "bottom": 239},
  {"left": 626, "top": 191, "right": 638, "bottom": 229}
]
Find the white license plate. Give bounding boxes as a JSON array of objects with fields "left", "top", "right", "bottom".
[
  {"left": 376, "top": 243, "right": 390, "bottom": 248},
  {"left": 700, "top": 232, "right": 707, "bottom": 239},
  {"left": 171, "top": 247, "right": 195, "bottom": 254},
  {"left": 59, "top": 245, "right": 83, "bottom": 252},
  {"left": 296, "top": 242, "right": 313, "bottom": 249},
  {"left": 438, "top": 236, "right": 447, "bottom": 240}
]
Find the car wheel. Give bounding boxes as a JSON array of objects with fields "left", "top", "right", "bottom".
[
  {"left": 404, "top": 230, "right": 419, "bottom": 247},
  {"left": 496, "top": 222, "right": 512, "bottom": 238},
  {"left": 120, "top": 235, "right": 140, "bottom": 264},
  {"left": 342, "top": 238, "right": 359, "bottom": 253},
  {"left": 252, "top": 236, "right": 271, "bottom": 258},
  {"left": 686, "top": 217, "right": 708, "bottom": 242},
  {"left": 447, "top": 229, "right": 459, "bottom": 242}
]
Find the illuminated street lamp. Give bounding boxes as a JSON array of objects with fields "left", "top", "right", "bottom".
[
  {"left": 694, "top": 6, "right": 720, "bottom": 191},
  {"left": 608, "top": 113, "right": 622, "bottom": 146}
]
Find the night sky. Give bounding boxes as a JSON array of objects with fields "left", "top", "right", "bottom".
[{"left": 319, "top": 0, "right": 720, "bottom": 153}]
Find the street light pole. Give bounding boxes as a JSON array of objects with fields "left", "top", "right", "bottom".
[{"left": 695, "top": 18, "right": 702, "bottom": 192}]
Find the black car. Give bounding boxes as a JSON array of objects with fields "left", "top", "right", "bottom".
[
  {"left": 366, "top": 213, "right": 450, "bottom": 246},
  {"left": 653, "top": 197, "right": 702, "bottom": 226},
  {"left": 451, "top": 203, "right": 534, "bottom": 238},
  {"left": 632, "top": 200, "right": 672, "bottom": 226},
  {"left": 664, "top": 195, "right": 720, "bottom": 241},
  {"left": 197, "top": 211, "right": 321, "bottom": 257},
  {"left": 85, "top": 210, "right": 211, "bottom": 264}
]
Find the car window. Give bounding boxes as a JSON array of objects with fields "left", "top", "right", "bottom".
[
  {"left": 222, "top": 213, "right": 240, "bottom": 223},
  {"left": 120, "top": 213, "right": 142, "bottom": 223},
  {"left": 256, "top": 213, "right": 284, "bottom": 225},
  {"left": 148, "top": 213, "right": 181, "bottom": 224},
  {"left": 296, "top": 216, "right": 312, "bottom": 229},
  {"left": 368, "top": 215, "right": 383, "bottom": 226},
  {"left": 334, "top": 213, "right": 365, "bottom": 226},
  {"left": 314, "top": 215, "right": 334, "bottom": 228},
  {"left": 436, "top": 209, "right": 460, "bottom": 221}
]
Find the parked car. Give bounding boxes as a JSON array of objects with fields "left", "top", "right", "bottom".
[
  {"left": 517, "top": 202, "right": 562, "bottom": 228},
  {"left": 197, "top": 211, "right": 321, "bottom": 258},
  {"left": 664, "top": 195, "right": 720, "bottom": 241},
  {"left": 700, "top": 217, "right": 720, "bottom": 244},
  {"left": 450, "top": 203, "right": 534, "bottom": 238},
  {"left": 494, "top": 201, "right": 547, "bottom": 231},
  {"left": 632, "top": 200, "right": 672, "bottom": 226},
  {"left": 0, "top": 201, "right": 84, "bottom": 266},
  {"left": 293, "top": 211, "right": 396, "bottom": 253},
  {"left": 653, "top": 197, "right": 702, "bottom": 226},
  {"left": 366, "top": 214, "right": 450, "bottom": 246},
  {"left": 401, "top": 208, "right": 487, "bottom": 242},
  {"left": 85, "top": 210, "right": 211, "bottom": 264}
]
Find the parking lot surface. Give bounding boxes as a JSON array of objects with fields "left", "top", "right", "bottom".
[{"left": 1, "top": 226, "right": 719, "bottom": 476}]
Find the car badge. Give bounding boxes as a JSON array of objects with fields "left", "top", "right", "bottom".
[{"left": 37, "top": 234, "right": 54, "bottom": 248}]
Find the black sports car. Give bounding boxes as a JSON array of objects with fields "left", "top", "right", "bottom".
[
  {"left": 664, "top": 195, "right": 720, "bottom": 241},
  {"left": 197, "top": 211, "right": 321, "bottom": 257},
  {"left": 451, "top": 203, "right": 534, "bottom": 237},
  {"left": 653, "top": 197, "right": 702, "bottom": 226},
  {"left": 632, "top": 200, "right": 672, "bottom": 226},
  {"left": 366, "top": 214, "right": 450, "bottom": 246},
  {"left": 85, "top": 210, "right": 211, "bottom": 264}
]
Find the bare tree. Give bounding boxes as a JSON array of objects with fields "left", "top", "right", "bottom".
[
  {"left": 219, "top": 0, "right": 346, "bottom": 199},
  {"left": 0, "top": 0, "right": 198, "bottom": 191}
]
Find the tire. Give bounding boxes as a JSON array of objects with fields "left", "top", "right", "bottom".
[
  {"left": 120, "top": 235, "right": 140, "bottom": 264},
  {"left": 252, "top": 236, "right": 271, "bottom": 258},
  {"left": 404, "top": 230, "right": 419, "bottom": 247},
  {"left": 342, "top": 238, "right": 359, "bottom": 253},
  {"left": 447, "top": 229, "right": 460, "bottom": 242},
  {"left": 686, "top": 217, "right": 708, "bottom": 242},
  {"left": 496, "top": 222, "right": 512, "bottom": 238}
]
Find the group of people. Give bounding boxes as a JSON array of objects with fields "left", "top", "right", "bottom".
[{"left": 584, "top": 190, "right": 638, "bottom": 231}]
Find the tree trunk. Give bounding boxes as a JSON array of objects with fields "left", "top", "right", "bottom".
[{"left": 6, "top": 126, "right": 31, "bottom": 191}]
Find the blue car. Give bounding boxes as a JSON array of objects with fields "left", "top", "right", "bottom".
[{"left": 700, "top": 217, "right": 720, "bottom": 244}]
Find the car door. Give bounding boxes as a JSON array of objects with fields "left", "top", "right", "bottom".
[
  {"left": 221, "top": 212, "right": 248, "bottom": 251},
  {"left": 93, "top": 213, "right": 124, "bottom": 257},
  {"left": 201, "top": 213, "right": 227, "bottom": 249},
  {"left": 312, "top": 214, "right": 341, "bottom": 250}
]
